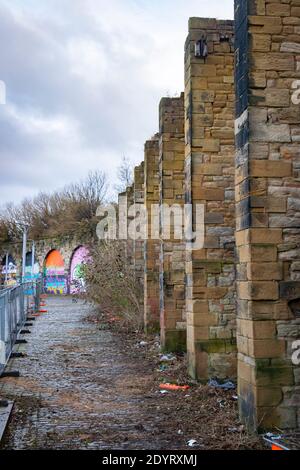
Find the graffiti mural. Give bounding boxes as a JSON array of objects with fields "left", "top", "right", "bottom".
[
  {"left": 24, "top": 252, "right": 40, "bottom": 281},
  {"left": 44, "top": 250, "right": 66, "bottom": 295},
  {"left": 1, "top": 255, "right": 18, "bottom": 287},
  {"left": 69, "top": 246, "right": 89, "bottom": 294}
]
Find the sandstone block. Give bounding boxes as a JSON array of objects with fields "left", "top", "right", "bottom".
[
  {"left": 265, "top": 89, "right": 290, "bottom": 107},
  {"left": 266, "top": 4, "right": 291, "bottom": 17},
  {"left": 249, "top": 16, "right": 283, "bottom": 34},
  {"left": 250, "top": 160, "right": 292, "bottom": 177},
  {"left": 238, "top": 281, "right": 279, "bottom": 300},
  {"left": 252, "top": 53, "right": 294, "bottom": 71},
  {"left": 247, "top": 263, "right": 283, "bottom": 281},
  {"left": 250, "top": 339, "right": 286, "bottom": 358}
]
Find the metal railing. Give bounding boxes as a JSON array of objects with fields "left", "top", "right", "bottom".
[{"left": 0, "top": 281, "right": 42, "bottom": 376}]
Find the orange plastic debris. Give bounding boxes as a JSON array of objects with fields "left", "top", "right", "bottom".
[
  {"left": 159, "top": 383, "right": 190, "bottom": 391},
  {"left": 39, "top": 310, "right": 48, "bottom": 313},
  {"left": 272, "top": 444, "right": 284, "bottom": 451}
]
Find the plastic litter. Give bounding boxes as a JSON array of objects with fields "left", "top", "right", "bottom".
[
  {"left": 228, "top": 427, "right": 239, "bottom": 433},
  {"left": 265, "top": 432, "right": 282, "bottom": 441},
  {"left": 187, "top": 439, "right": 198, "bottom": 448},
  {"left": 217, "top": 398, "right": 226, "bottom": 408},
  {"left": 160, "top": 390, "right": 168, "bottom": 395},
  {"left": 159, "top": 354, "right": 176, "bottom": 362},
  {"left": 208, "top": 379, "right": 235, "bottom": 390},
  {"left": 139, "top": 341, "right": 148, "bottom": 347},
  {"left": 159, "top": 383, "right": 190, "bottom": 391},
  {"left": 228, "top": 425, "right": 244, "bottom": 433}
]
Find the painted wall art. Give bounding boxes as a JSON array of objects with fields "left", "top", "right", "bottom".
[
  {"left": 44, "top": 250, "right": 66, "bottom": 295},
  {"left": 1, "top": 255, "right": 18, "bottom": 286},
  {"left": 69, "top": 246, "right": 89, "bottom": 294},
  {"left": 24, "top": 252, "right": 40, "bottom": 282}
]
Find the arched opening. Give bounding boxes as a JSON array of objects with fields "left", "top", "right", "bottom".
[
  {"left": 24, "top": 251, "right": 40, "bottom": 281},
  {"left": 1, "top": 254, "right": 17, "bottom": 286},
  {"left": 43, "top": 250, "right": 66, "bottom": 295},
  {"left": 69, "top": 246, "right": 90, "bottom": 294}
]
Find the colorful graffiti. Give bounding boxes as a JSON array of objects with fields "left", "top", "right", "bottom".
[
  {"left": 24, "top": 252, "right": 40, "bottom": 282},
  {"left": 44, "top": 250, "right": 66, "bottom": 294},
  {"left": 70, "top": 246, "right": 89, "bottom": 294},
  {"left": 1, "top": 255, "right": 18, "bottom": 287}
]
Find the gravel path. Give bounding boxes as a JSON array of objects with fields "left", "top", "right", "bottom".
[
  {"left": 0, "top": 296, "right": 264, "bottom": 450},
  {"left": 0, "top": 296, "right": 175, "bottom": 450}
]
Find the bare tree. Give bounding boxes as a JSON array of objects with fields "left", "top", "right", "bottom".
[
  {"left": 114, "top": 156, "right": 134, "bottom": 194},
  {"left": 84, "top": 240, "right": 143, "bottom": 331},
  {"left": 0, "top": 170, "right": 108, "bottom": 243}
]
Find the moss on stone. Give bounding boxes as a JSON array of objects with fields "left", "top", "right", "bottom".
[
  {"left": 162, "top": 330, "right": 187, "bottom": 353},
  {"left": 256, "top": 366, "right": 295, "bottom": 387},
  {"left": 194, "top": 261, "right": 222, "bottom": 273},
  {"left": 196, "top": 338, "right": 237, "bottom": 354}
]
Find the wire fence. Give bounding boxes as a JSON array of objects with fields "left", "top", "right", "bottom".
[{"left": 0, "top": 281, "right": 42, "bottom": 376}]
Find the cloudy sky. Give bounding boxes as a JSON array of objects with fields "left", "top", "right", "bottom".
[{"left": 0, "top": 0, "right": 233, "bottom": 204}]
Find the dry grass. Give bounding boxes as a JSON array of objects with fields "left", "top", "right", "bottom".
[{"left": 87, "top": 311, "right": 266, "bottom": 450}]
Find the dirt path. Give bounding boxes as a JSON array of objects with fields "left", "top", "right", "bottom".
[{"left": 0, "top": 296, "right": 263, "bottom": 450}]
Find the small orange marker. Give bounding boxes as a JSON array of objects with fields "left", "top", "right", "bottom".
[{"left": 159, "top": 383, "right": 190, "bottom": 391}]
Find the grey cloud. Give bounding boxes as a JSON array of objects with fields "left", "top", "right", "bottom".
[{"left": 0, "top": 0, "right": 233, "bottom": 204}]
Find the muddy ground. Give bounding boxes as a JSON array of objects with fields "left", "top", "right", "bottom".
[{"left": 0, "top": 296, "right": 264, "bottom": 450}]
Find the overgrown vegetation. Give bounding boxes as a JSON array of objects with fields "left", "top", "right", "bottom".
[
  {"left": 84, "top": 241, "right": 143, "bottom": 331},
  {"left": 0, "top": 160, "right": 140, "bottom": 330},
  {"left": 0, "top": 171, "right": 108, "bottom": 244}
]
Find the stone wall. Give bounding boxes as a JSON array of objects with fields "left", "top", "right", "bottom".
[
  {"left": 126, "top": 185, "right": 135, "bottom": 268},
  {"left": 133, "top": 163, "right": 145, "bottom": 292},
  {"left": 235, "top": 0, "right": 300, "bottom": 431},
  {"left": 159, "top": 94, "right": 186, "bottom": 352},
  {"left": 184, "top": 18, "right": 237, "bottom": 381},
  {"left": 144, "top": 135, "right": 160, "bottom": 332}
]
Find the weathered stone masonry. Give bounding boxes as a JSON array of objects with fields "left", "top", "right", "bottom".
[
  {"left": 184, "top": 18, "right": 237, "bottom": 381},
  {"left": 159, "top": 94, "right": 186, "bottom": 352},
  {"left": 126, "top": 185, "right": 135, "bottom": 268},
  {"left": 120, "top": 4, "right": 300, "bottom": 431},
  {"left": 144, "top": 136, "right": 160, "bottom": 332},
  {"left": 235, "top": 0, "right": 300, "bottom": 431},
  {"left": 118, "top": 189, "right": 133, "bottom": 267},
  {"left": 133, "top": 162, "right": 145, "bottom": 290}
]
